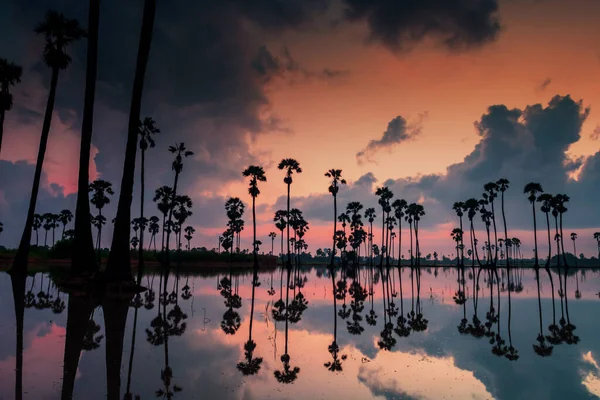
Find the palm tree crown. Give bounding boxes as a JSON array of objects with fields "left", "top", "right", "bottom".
[
  {"left": 524, "top": 182, "right": 544, "bottom": 203},
  {"left": 278, "top": 158, "right": 302, "bottom": 184},
  {"left": 34, "top": 10, "right": 87, "bottom": 70},
  {"left": 0, "top": 58, "right": 23, "bottom": 112},
  {"left": 138, "top": 116, "right": 159, "bottom": 150},
  {"left": 243, "top": 165, "right": 267, "bottom": 198}
]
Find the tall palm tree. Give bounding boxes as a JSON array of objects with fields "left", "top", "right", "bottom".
[
  {"left": 524, "top": 183, "right": 544, "bottom": 267},
  {"left": 594, "top": 232, "right": 600, "bottom": 260},
  {"left": 364, "top": 208, "right": 376, "bottom": 265},
  {"left": 243, "top": 165, "right": 267, "bottom": 268},
  {"left": 137, "top": 117, "right": 159, "bottom": 274},
  {"left": 89, "top": 179, "right": 113, "bottom": 259},
  {"left": 278, "top": 158, "right": 302, "bottom": 267},
  {"left": 173, "top": 195, "right": 192, "bottom": 252},
  {"left": 50, "top": 213, "right": 60, "bottom": 248},
  {"left": 391, "top": 199, "right": 407, "bottom": 267},
  {"left": 154, "top": 185, "right": 173, "bottom": 253},
  {"left": 452, "top": 202, "right": 466, "bottom": 266},
  {"left": 325, "top": 169, "right": 346, "bottom": 266},
  {"left": 496, "top": 179, "right": 510, "bottom": 267},
  {"left": 483, "top": 182, "right": 499, "bottom": 263},
  {"left": 451, "top": 228, "right": 463, "bottom": 264},
  {"left": 72, "top": 0, "right": 100, "bottom": 275},
  {"left": 106, "top": 0, "right": 157, "bottom": 282},
  {"left": 274, "top": 210, "right": 287, "bottom": 263},
  {"left": 538, "top": 193, "right": 553, "bottom": 267},
  {"left": 0, "top": 58, "right": 23, "bottom": 154},
  {"left": 464, "top": 198, "right": 481, "bottom": 267},
  {"left": 225, "top": 197, "right": 245, "bottom": 253},
  {"left": 32, "top": 214, "right": 43, "bottom": 246},
  {"left": 375, "top": 187, "right": 393, "bottom": 267},
  {"left": 184, "top": 226, "right": 195, "bottom": 251},
  {"left": 148, "top": 216, "right": 160, "bottom": 251},
  {"left": 268, "top": 232, "right": 277, "bottom": 255},
  {"left": 570, "top": 232, "right": 578, "bottom": 267},
  {"left": 162, "top": 143, "right": 194, "bottom": 265},
  {"left": 91, "top": 214, "right": 106, "bottom": 253},
  {"left": 12, "top": 11, "right": 86, "bottom": 272},
  {"left": 555, "top": 194, "right": 570, "bottom": 267},
  {"left": 410, "top": 203, "right": 425, "bottom": 266},
  {"left": 42, "top": 213, "right": 54, "bottom": 247},
  {"left": 58, "top": 209, "right": 73, "bottom": 240}
]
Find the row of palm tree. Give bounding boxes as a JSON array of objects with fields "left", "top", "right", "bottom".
[{"left": 28, "top": 210, "right": 74, "bottom": 248}]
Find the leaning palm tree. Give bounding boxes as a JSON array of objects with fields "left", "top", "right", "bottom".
[
  {"left": 278, "top": 158, "right": 302, "bottom": 267},
  {"left": 594, "top": 232, "right": 600, "bottom": 261},
  {"left": 0, "top": 58, "right": 23, "bottom": 154},
  {"left": 243, "top": 165, "right": 267, "bottom": 268},
  {"left": 12, "top": 11, "right": 86, "bottom": 272},
  {"left": 496, "top": 179, "right": 510, "bottom": 267},
  {"left": 72, "top": 0, "right": 100, "bottom": 275},
  {"left": 325, "top": 169, "right": 346, "bottom": 266},
  {"left": 136, "top": 117, "right": 159, "bottom": 275},
  {"left": 538, "top": 193, "right": 554, "bottom": 267},
  {"left": 58, "top": 209, "right": 73, "bottom": 240},
  {"left": 106, "top": 0, "right": 157, "bottom": 283},
  {"left": 524, "top": 183, "right": 544, "bottom": 267}
]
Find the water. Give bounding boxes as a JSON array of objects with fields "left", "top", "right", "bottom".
[{"left": 0, "top": 266, "right": 599, "bottom": 399}]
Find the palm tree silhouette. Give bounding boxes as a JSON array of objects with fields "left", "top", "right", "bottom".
[
  {"left": 243, "top": 165, "right": 267, "bottom": 268},
  {"left": 32, "top": 214, "right": 43, "bottom": 246},
  {"left": 50, "top": 213, "right": 59, "bottom": 248},
  {"left": 184, "top": 226, "right": 195, "bottom": 251},
  {"left": 107, "top": 0, "right": 157, "bottom": 282},
  {"left": 72, "top": 0, "right": 99, "bottom": 275},
  {"left": 364, "top": 208, "right": 376, "bottom": 265},
  {"left": 570, "top": 232, "right": 578, "bottom": 267},
  {"left": 136, "top": 116, "right": 159, "bottom": 275},
  {"left": 0, "top": 58, "right": 22, "bottom": 154},
  {"left": 496, "top": 179, "right": 511, "bottom": 267},
  {"left": 483, "top": 182, "right": 500, "bottom": 263},
  {"left": 58, "top": 209, "right": 73, "bottom": 240},
  {"left": 274, "top": 210, "right": 287, "bottom": 263},
  {"left": 12, "top": 11, "right": 85, "bottom": 272},
  {"left": 237, "top": 268, "right": 263, "bottom": 375},
  {"left": 173, "top": 195, "right": 193, "bottom": 252},
  {"left": 451, "top": 228, "right": 463, "bottom": 265},
  {"left": 9, "top": 271, "right": 26, "bottom": 400},
  {"left": 555, "top": 194, "right": 570, "bottom": 267},
  {"left": 538, "top": 193, "right": 554, "bottom": 267},
  {"left": 161, "top": 143, "right": 194, "bottom": 266},
  {"left": 268, "top": 232, "right": 277, "bottom": 255},
  {"left": 409, "top": 203, "right": 425, "bottom": 266},
  {"left": 91, "top": 214, "right": 107, "bottom": 254},
  {"left": 594, "top": 232, "right": 600, "bottom": 260},
  {"left": 464, "top": 198, "right": 483, "bottom": 267},
  {"left": 103, "top": 293, "right": 134, "bottom": 399},
  {"left": 225, "top": 197, "right": 245, "bottom": 253},
  {"left": 148, "top": 216, "right": 160, "bottom": 251},
  {"left": 278, "top": 158, "right": 302, "bottom": 267},
  {"left": 524, "top": 183, "right": 543, "bottom": 267},
  {"left": 154, "top": 185, "right": 173, "bottom": 253},
  {"left": 452, "top": 202, "right": 466, "bottom": 266},
  {"left": 89, "top": 179, "right": 113, "bottom": 260},
  {"left": 533, "top": 269, "right": 553, "bottom": 357},
  {"left": 41, "top": 213, "right": 53, "bottom": 247},
  {"left": 375, "top": 187, "right": 393, "bottom": 267},
  {"left": 325, "top": 169, "right": 347, "bottom": 266}
]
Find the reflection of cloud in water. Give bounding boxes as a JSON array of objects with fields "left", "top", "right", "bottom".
[
  {"left": 358, "top": 347, "right": 494, "bottom": 400},
  {"left": 582, "top": 351, "right": 600, "bottom": 397}
]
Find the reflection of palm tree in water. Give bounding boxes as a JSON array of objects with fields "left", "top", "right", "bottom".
[
  {"left": 219, "top": 261, "right": 241, "bottom": 335},
  {"left": 82, "top": 308, "right": 104, "bottom": 351},
  {"left": 504, "top": 268, "right": 519, "bottom": 361},
  {"left": 557, "top": 267, "right": 579, "bottom": 345},
  {"left": 347, "top": 269, "right": 367, "bottom": 335},
  {"left": 533, "top": 269, "right": 553, "bottom": 357},
  {"left": 457, "top": 267, "right": 470, "bottom": 335},
  {"left": 377, "top": 266, "right": 397, "bottom": 350},
  {"left": 544, "top": 267, "right": 562, "bottom": 345},
  {"left": 365, "top": 267, "right": 378, "bottom": 326},
  {"left": 407, "top": 267, "right": 428, "bottom": 333},
  {"left": 9, "top": 272, "right": 26, "bottom": 400},
  {"left": 124, "top": 269, "right": 147, "bottom": 399},
  {"left": 237, "top": 267, "right": 263, "bottom": 375},
  {"left": 325, "top": 269, "right": 347, "bottom": 372},
  {"left": 574, "top": 270, "right": 581, "bottom": 299},
  {"left": 274, "top": 265, "right": 300, "bottom": 384},
  {"left": 394, "top": 266, "right": 410, "bottom": 337},
  {"left": 468, "top": 268, "right": 486, "bottom": 338}
]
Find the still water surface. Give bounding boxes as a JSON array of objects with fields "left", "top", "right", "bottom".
[{"left": 0, "top": 266, "right": 599, "bottom": 399}]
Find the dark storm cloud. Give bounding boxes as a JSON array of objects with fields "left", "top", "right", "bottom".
[
  {"left": 342, "top": 0, "right": 501, "bottom": 51},
  {"left": 357, "top": 115, "right": 425, "bottom": 164}
]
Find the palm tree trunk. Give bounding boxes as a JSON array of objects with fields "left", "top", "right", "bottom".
[
  {"left": 559, "top": 213, "right": 568, "bottom": 267},
  {"left": 10, "top": 273, "right": 25, "bottom": 400},
  {"left": 330, "top": 193, "right": 337, "bottom": 266},
  {"left": 531, "top": 201, "right": 539, "bottom": 267},
  {"left": 138, "top": 148, "right": 146, "bottom": 281},
  {"left": 252, "top": 195, "right": 257, "bottom": 267},
  {"left": 72, "top": 0, "right": 100, "bottom": 276},
  {"left": 44, "top": 230, "right": 48, "bottom": 247},
  {"left": 379, "top": 212, "right": 385, "bottom": 268},
  {"left": 11, "top": 67, "right": 59, "bottom": 273},
  {"left": 415, "top": 221, "right": 420, "bottom": 266},
  {"left": 545, "top": 212, "right": 551, "bottom": 268},
  {"left": 500, "top": 191, "right": 509, "bottom": 267},
  {"left": 107, "top": 0, "right": 156, "bottom": 282},
  {"left": 554, "top": 216, "right": 561, "bottom": 267},
  {"left": 490, "top": 200, "right": 498, "bottom": 265},
  {"left": 280, "top": 230, "right": 284, "bottom": 264},
  {"left": 286, "top": 183, "right": 291, "bottom": 267},
  {"left": 459, "top": 216, "right": 464, "bottom": 266},
  {"left": 0, "top": 110, "right": 5, "bottom": 155},
  {"left": 103, "top": 294, "right": 132, "bottom": 400},
  {"left": 409, "top": 222, "right": 413, "bottom": 267},
  {"left": 52, "top": 227, "right": 55, "bottom": 248}
]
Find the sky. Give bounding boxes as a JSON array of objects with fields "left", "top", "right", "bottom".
[{"left": 0, "top": 0, "right": 600, "bottom": 257}]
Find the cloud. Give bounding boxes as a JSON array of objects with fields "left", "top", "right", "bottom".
[
  {"left": 342, "top": 0, "right": 501, "bottom": 52},
  {"left": 590, "top": 124, "right": 600, "bottom": 141},
  {"left": 357, "top": 114, "right": 426, "bottom": 164},
  {"left": 536, "top": 77, "right": 552, "bottom": 92}
]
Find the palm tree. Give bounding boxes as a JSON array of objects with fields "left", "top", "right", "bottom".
[
  {"left": 148, "top": 216, "right": 160, "bottom": 251},
  {"left": 0, "top": 221, "right": 3, "bottom": 243},
  {"left": 451, "top": 228, "right": 463, "bottom": 264},
  {"left": 452, "top": 202, "right": 466, "bottom": 266},
  {"left": 89, "top": 179, "right": 113, "bottom": 259},
  {"left": 464, "top": 198, "right": 482, "bottom": 267},
  {"left": 32, "top": 214, "right": 43, "bottom": 246},
  {"left": 570, "top": 233, "right": 578, "bottom": 267},
  {"left": 58, "top": 209, "right": 73, "bottom": 240},
  {"left": 278, "top": 158, "right": 302, "bottom": 267},
  {"left": 50, "top": 213, "right": 60, "bottom": 248},
  {"left": 173, "top": 195, "right": 193, "bottom": 252},
  {"left": 268, "top": 232, "right": 277, "bottom": 255},
  {"left": 106, "top": 0, "right": 157, "bottom": 282},
  {"left": 12, "top": 11, "right": 86, "bottom": 272},
  {"left": 72, "top": 0, "right": 100, "bottom": 275},
  {"left": 375, "top": 187, "right": 393, "bottom": 267},
  {"left": 137, "top": 117, "right": 159, "bottom": 273},
  {"left": 524, "top": 183, "right": 544, "bottom": 267},
  {"left": 325, "top": 169, "right": 346, "bottom": 266},
  {"left": 243, "top": 165, "right": 267, "bottom": 268},
  {"left": 538, "top": 193, "right": 553, "bottom": 267},
  {"left": 274, "top": 210, "right": 287, "bottom": 263},
  {"left": 154, "top": 185, "right": 173, "bottom": 253},
  {"left": 0, "top": 58, "right": 23, "bottom": 154},
  {"left": 496, "top": 179, "right": 510, "bottom": 267},
  {"left": 184, "top": 226, "right": 195, "bottom": 251},
  {"left": 555, "top": 194, "right": 570, "bottom": 267},
  {"left": 42, "top": 213, "right": 54, "bottom": 247},
  {"left": 410, "top": 203, "right": 425, "bottom": 266},
  {"left": 91, "top": 214, "right": 106, "bottom": 252},
  {"left": 483, "top": 182, "right": 499, "bottom": 263},
  {"left": 364, "top": 208, "right": 376, "bottom": 265},
  {"left": 594, "top": 232, "right": 600, "bottom": 260}
]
